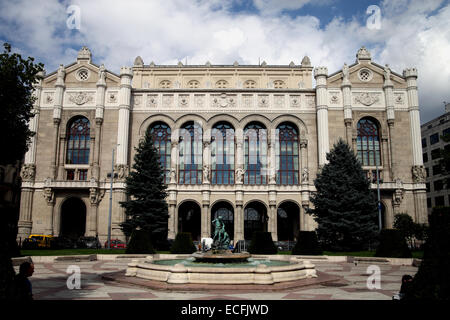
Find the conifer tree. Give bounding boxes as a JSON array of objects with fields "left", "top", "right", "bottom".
[
  {"left": 120, "top": 130, "right": 168, "bottom": 249},
  {"left": 306, "top": 138, "right": 378, "bottom": 251}
]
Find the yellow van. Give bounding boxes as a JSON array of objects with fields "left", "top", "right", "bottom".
[{"left": 28, "top": 234, "right": 54, "bottom": 248}]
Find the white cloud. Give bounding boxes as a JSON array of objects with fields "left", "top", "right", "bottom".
[{"left": 0, "top": 0, "right": 448, "bottom": 122}]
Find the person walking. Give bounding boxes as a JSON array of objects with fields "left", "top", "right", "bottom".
[{"left": 14, "top": 261, "right": 34, "bottom": 300}]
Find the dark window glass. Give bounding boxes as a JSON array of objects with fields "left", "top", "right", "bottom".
[
  {"left": 149, "top": 122, "right": 171, "bottom": 184},
  {"left": 431, "top": 148, "right": 441, "bottom": 160},
  {"left": 443, "top": 128, "right": 450, "bottom": 137},
  {"left": 426, "top": 183, "right": 430, "bottom": 192},
  {"left": 357, "top": 118, "right": 381, "bottom": 166},
  {"left": 276, "top": 123, "right": 299, "bottom": 185},
  {"left": 78, "top": 169, "right": 88, "bottom": 181},
  {"left": 423, "top": 152, "right": 428, "bottom": 163},
  {"left": 211, "top": 122, "right": 235, "bottom": 185},
  {"left": 433, "top": 164, "right": 442, "bottom": 175},
  {"left": 427, "top": 198, "right": 432, "bottom": 208},
  {"left": 66, "top": 169, "right": 75, "bottom": 181},
  {"left": 425, "top": 168, "right": 429, "bottom": 177},
  {"left": 66, "top": 117, "right": 90, "bottom": 164},
  {"left": 244, "top": 122, "right": 267, "bottom": 185},
  {"left": 422, "top": 138, "right": 427, "bottom": 148},
  {"left": 434, "top": 180, "right": 443, "bottom": 191},
  {"left": 435, "top": 196, "right": 445, "bottom": 206},
  {"left": 178, "top": 122, "right": 202, "bottom": 184},
  {"left": 430, "top": 133, "right": 439, "bottom": 145}
]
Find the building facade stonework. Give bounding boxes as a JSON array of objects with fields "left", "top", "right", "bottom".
[{"left": 16, "top": 46, "right": 428, "bottom": 243}]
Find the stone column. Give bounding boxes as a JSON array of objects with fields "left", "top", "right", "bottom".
[
  {"left": 168, "top": 197, "right": 177, "bottom": 240},
  {"left": 168, "top": 137, "right": 178, "bottom": 240},
  {"left": 17, "top": 71, "right": 45, "bottom": 240},
  {"left": 314, "top": 67, "right": 329, "bottom": 166},
  {"left": 50, "top": 65, "right": 65, "bottom": 179},
  {"left": 381, "top": 136, "right": 390, "bottom": 181},
  {"left": 235, "top": 191, "right": 244, "bottom": 242},
  {"left": 384, "top": 66, "right": 395, "bottom": 181},
  {"left": 268, "top": 130, "right": 277, "bottom": 184},
  {"left": 388, "top": 120, "right": 396, "bottom": 179},
  {"left": 93, "top": 65, "right": 106, "bottom": 180},
  {"left": 342, "top": 71, "right": 353, "bottom": 146},
  {"left": 116, "top": 66, "right": 133, "bottom": 168}
]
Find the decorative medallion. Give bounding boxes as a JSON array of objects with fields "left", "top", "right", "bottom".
[
  {"left": 394, "top": 93, "right": 404, "bottom": 104},
  {"left": 330, "top": 92, "right": 340, "bottom": 104},
  {"left": 354, "top": 92, "right": 380, "bottom": 106},
  {"left": 107, "top": 91, "right": 118, "bottom": 103},
  {"left": 147, "top": 94, "right": 158, "bottom": 108},
  {"left": 44, "top": 93, "right": 54, "bottom": 104},
  {"left": 179, "top": 95, "right": 189, "bottom": 107},
  {"left": 258, "top": 95, "right": 269, "bottom": 108},
  {"left": 290, "top": 95, "right": 300, "bottom": 108},
  {"left": 68, "top": 91, "right": 94, "bottom": 105}
]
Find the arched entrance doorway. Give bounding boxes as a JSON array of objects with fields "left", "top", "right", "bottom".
[
  {"left": 178, "top": 201, "right": 201, "bottom": 241},
  {"left": 60, "top": 198, "right": 86, "bottom": 240},
  {"left": 211, "top": 201, "right": 234, "bottom": 240},
  {"left": 277, "top": 201, "right": 300, "bottom": 241},
  {"left": 244, "top": 201, "right": 268, "bottom": 240}
]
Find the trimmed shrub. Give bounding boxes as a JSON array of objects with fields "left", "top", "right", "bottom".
[
  {"left": 407, "top": 206, "right": 450, "bottom": 300},
  {"left": 375, "top": 229, "right": 412, "bottom": 258},
  {"left": 292, "top": 231, "right": 322, "bottom": 255},
  {"left": 170, "top": 232, "right": 196, "bottom": 254},
  {"left": 126, "top": 229, "right": 155, "bottom": 254},
  {"left": 248, "top": 232, "right": 277, "bottom": 254}
]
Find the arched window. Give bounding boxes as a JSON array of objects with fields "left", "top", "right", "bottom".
[
  {"left": 188, "top": 80, "right": 200, "bottom": 88},
  {"left": 276, "top": 122, "right": 299, "bottom": 185},
  {"left": 274, "top": 80, "right": 285, "bottom": 89},
  {"left": 179, "top": 121, "right": 203, "bottom": 184},
  {"left": 148, "top": 122, "right": 171, "bottom": 184},
  {"left": 66, "top": 117, "right": 90, "bottom": 164},
  {"left": 160, "top": 80, "right": 171, "bottom": 88},
  {"left": 357, "top": 118, "right": 381, "bottom": 166},
  {"left": 211, "top": 122, "right": 235, "bottom": 185},
  {"left": 216, "top": 80, "right": 228, "bottom": 88},
  {"left": 244, "top": 80, "right": 256, "bottom": 88},
  {"left": 244, "top": 122, "right": 267, "bottom": 185}
]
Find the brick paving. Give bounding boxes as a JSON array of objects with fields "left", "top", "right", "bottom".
[{"left": 16, "top": 258, "right": 418, "bottom": 300}]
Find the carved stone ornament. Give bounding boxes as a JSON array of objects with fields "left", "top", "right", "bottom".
[
  {"left": 330, "top": 93, "right": 340, "bottom": 104},
  {"left": 306, "top": 95, "right": 315, "bottom": 107},
  {"left": 20, "top": 164, "right": 36, "bottom": 181},
  {"left": 342, "top": 63, "right": 350, "bottom": 82},
  {"left": 259, "top": 95, "right": 269, "bottom": 108},
  {"left": 69, "top": 91, "right": 94, "bottom": 105},
  {"left": 354, "top": 92, "right": 379, "bottom": 106},
  {"left": 412, "top": 165, "right": 426, "bottom": 183},
  {"left": 43, "top": 187, "right": 54, "bottom": 205},
  {"left": 290, "top": 96, "right": 300, "bottom": 108},
  {"left": 393, "top": 189, "right": 404, "bottom": 206},
  {"left": 179, "top": 95, "right": 189, "bottom": 106},
  {"left": 147, "top": 95, "right": 157, "bottom": 108},
  {"left": 235, "top": 167, "right": 245, "bottom": 184},
  {"left": 162, "top": 95, "right": 173, "bottom": 108},
  {"left": 213, "top": 94, "right": 235, "bottom": 108},
  {"left": 356, "top": 46, "right": 371, "bottom": 60},
  {"left": 202, "top": 165, "right": 210, "bottom": 183},
  {"left": 114, "top": 164, "right": 129, "bottom": 181},
  {"left": 274, "top": 95, "right": 284, "bottom": 108},
  {"left": 45, "top": 93, "right": 54, "bottom": 104},
  {"left": 268, "top": 167, "right": 276, "bottom": 184},
  {"left": 301, "top": 168, "right": 309, "bottom": 183},
  {"left": 133, "top": 95, "right": 142, "bottom": 106},
  {"left": 395, "top": 94, "right": 404, "bottom": 104},
  {"left": 170, "top": 168, "right": 177, "bottom": 184},
  {"left": 89, "top": 187, "right": 105, "bottom": 206},
  {"left": 195, "top": 95, "right": 204, "bottom": 108},
  {"left": 107, "top": 92, "right": 117, "bottom": 103},
  {"left": 301, "top": 56, "right": 311, "bottom": 67}
]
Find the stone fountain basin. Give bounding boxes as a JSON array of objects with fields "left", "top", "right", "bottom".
[{"left": 126, "top": 256, "right": 317, "bottom": 285}]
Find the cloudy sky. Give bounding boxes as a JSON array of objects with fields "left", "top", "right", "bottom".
[{"left": 0, "top": 0, "right": 449, "bottom": 123}]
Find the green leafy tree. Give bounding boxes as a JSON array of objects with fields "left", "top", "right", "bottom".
[
  {"left": 393, "top": 213, "right": 416, "bottom": 248},
  {"left": 120, "top": 130, "right": 169, "bottom": 249},
  {"left": 0, "top": 43, "right": 44, "bottom": 165},
  {"left": 306, "top": 138, "right": 379, "bottom": 251}
]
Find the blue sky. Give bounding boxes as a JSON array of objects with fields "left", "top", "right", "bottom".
[{"left": 0, "top": 0, "right": 449, "bottom": 123}]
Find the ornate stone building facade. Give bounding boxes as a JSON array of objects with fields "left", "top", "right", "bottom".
[{"left": 16, "top": 46, "right": 428, "bottom": 243}]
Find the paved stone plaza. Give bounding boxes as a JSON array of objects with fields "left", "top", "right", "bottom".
[{"left": 16, "top": 258, "right": 418, "bottom": 300}]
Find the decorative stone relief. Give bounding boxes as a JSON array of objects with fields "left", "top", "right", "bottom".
[
  {"left": 114, "top": 164, "right": 129, "bottom": 181},
  {"left": 212, "top": 93, "right": 235, "bottom": 108},
  {"left": 44, "top": 93, "right": 54, "bottom": 104},
  {"left": 179, "top": 95, "right": 189, "bottom": 107},
  {"left": 242, "top": 95, "right": 253, "bottom": 108},
  {"left": 202, "top": 165, "right": 210, "bottom": 183},
  {"left": 133, "top": 95, "right": 142, "bottom": 107},
  {"left": 235, "top": 167, "right": 245, "bottom": 184},
  {"left": 89, "top": 188, "right": 106, "bottom": 206},
  {"left": 412, "top": 165, "right": 426, "bottom": 183},
  {"left": 306, "top": 95, "right": 315, "bottom": 108},
  {"left": 147, "top": 95, "right": 158, "bottom": 108},
  {"left": 353, "top": 92, "right": 380, "bottom": 106},
  {"left": 301, "top": 168, "right": 309, "bottom": 183},
  {"left": 162, "top": 95, "right": 173, "bottom": 108},
  {"left": 329, "top": 92, "right": 340, "bottom": 104},
  {"left": 107, "top": 91, "right": 118, "bottom": 103},
  {"left": 68, "top": 91, "right": 94, "bottom": 105},
  {"left": 170, "top": 168, "right": 177, "bottom": 184},
  {"left": 258, "top": 95, "right": 269, "bottom": 108},
  {"left": 274, "top": 95, "right": 284, "bottom": 108},
  {"left": 20, "top": 164, "right": 35, "bottom": 181},
  {"left": 43, "top": 187, "right": 54, "bottom": 205},
  {"left": 290, "top": 95, "right": 300, "bottom": 108},
  {"left": 394, "top": 93, "right": 405, "bottom": 105},
  {"left": 194, "top": 95, "right": 204, "bottom": 108}
]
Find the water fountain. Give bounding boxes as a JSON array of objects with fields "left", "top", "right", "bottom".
[{"left": 125, "top": 217, "right": 317, "bottom": 287}]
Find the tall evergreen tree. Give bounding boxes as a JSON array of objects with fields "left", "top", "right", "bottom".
[
  {"left": 306, "top": 138, "right": 379, "bottom": 251},
  {"left": 120, "top": 130, "right": 169, "bottom": 249}
]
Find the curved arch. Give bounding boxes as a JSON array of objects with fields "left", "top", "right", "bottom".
[
  {"left": 277, "top": 201, "right": 300, "bottom": 241},
  {"left": 276, "top": 198, "right": 302, "bottom": 210},
  {"left": 240, "top": 114, "right": 272, "bottom": 131},
  {"left": 206, "top": 114, "right": 239, "bottom": 132},
  {"left": 139, "top": 114, "right": 176, "bottom": 137},
  {"left": 244, "top": 200, "right": 269, "bottom": 240},
  {"left": 354, "top": 114, "right": 387, "bottom": 137},
  {"left": 271, "top": 115, "right": 308, "bottom": 137},
  {"left": 176, "top": 198, "right": 202, "bottom": 210},
  {"left": 243, "top": 199, "right": 269, "bottom": 211},
  {"left": 60, "top": 197, "right": 86, "bottom": 239},
  {"left": 210, "top": 201, "right": 234, "bottom": 240},
  {"left": 210, "top": 199, "right": 236, "bottom": 210},
  {"left": 177, "top": 200, "right": 202, "bottom": 241},
  {"left": 174, "top": 114, "right": 207, "bottom": 131}
]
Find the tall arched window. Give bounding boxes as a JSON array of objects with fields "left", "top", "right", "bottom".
[
  {"left": 179, "top": 121, "right": 203, "bottom": 184},
  {"left": 211, "top": 122, "right": 235, "bottom": 185},
  {"left": 276, "top": 122, "right": 299, "bottom": 185},
  {"left": 357, "top": 118, "right": 381, "bottom": 166},
  {"left": 149, "top": 122, "right": 171, "bottom": 184},
  {"left": 66, "top": 117, "right": 90, "bottom": 164},
  {"left": 244, "top": 122, "right": 267, "bottom": 185}
]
